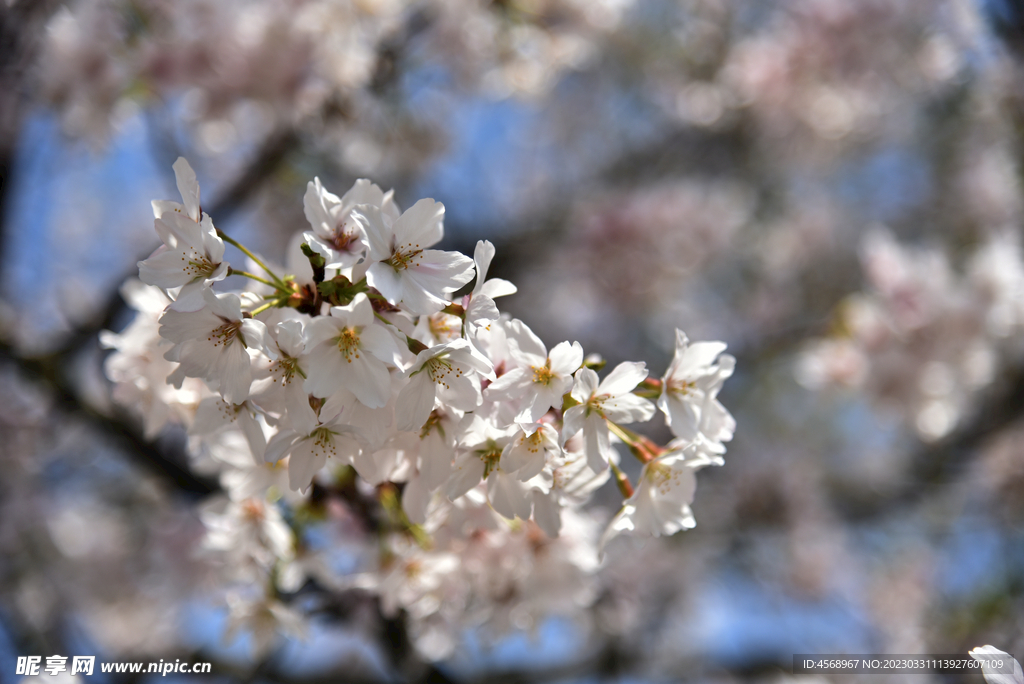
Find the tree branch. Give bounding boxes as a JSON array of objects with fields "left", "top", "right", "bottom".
[{"left": 0, "top": 338, "right": 217, "bottom": 495}]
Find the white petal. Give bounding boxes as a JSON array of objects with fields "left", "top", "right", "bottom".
[
  {"left": 241, "top": 319, "right": 275, "bottom": 358},
  {"left": 583, "top": 413, "right": 612, "bottom": 472},
  {"left": 466, "top": 294, "right": 500, "bottom": 325},
  {"left": 970, "top": 646, "right": 1024, "bottom": 684},
  {"left": 571, "top": 367, "right": 599, "bottom": 403},
  {"left": 480, "top": 278, "right": 517, "bottom": 299},
  {"left": 472, "top": 240, "right": 496, "bottom": 291},
  {"left": 602, "top": 394, "right": 656, "bottom": 424},
  {"left": 599, "top": 361, "right": 648, "bottom": 397},
  {"left": 506, "top": 319, "right": 547, "bottom": 366},
  {"left": 366, "top": 262, "right": 405, "bottom": 306},
  {"left": 660, "top": 393, "right": 700, "bottom": 441},
  {"left": 346, "top": 356, "right": 392, "bottom": 409},
  {"left": 302, "top": 342, "right": 348, "bottom": 398},
  {"left": 218, "top": 345, "right": 252, "bottom": 405},
  {"left": 445, "top": 453, "right": 484, "bottom": 500},
  {"left": 485, "top": 367, "right": 530, "bottom": 397},
  {"left": 189, "top": 396, "right": 238, "bottom": 435},
  {"left": 487, "top": 471, "right": 532, "bottom": 520},
  {"left": 265, "top": 429, "right": 299, "bottom": 464},
  {"left": 360, "top": 322, "right": 400, "bottom": 365},
  {"left": 402, "top": 475, "right": 432, "bottom": 525},
  {"left": 561, "top": 405, "right": 586, "bottom": 442},
  {"left": 548, "top": 341, "right": 584, "bottom": 375},
  {"left": 172, "top": 157, "right": 201, "bottom": 221},
  {"left": 354, "top": 204, "right": 394, "bottom": 262},
  {"left": 396, "top": 372, "right": 437, "bottom": 432},
  {"left": 288, "top": 441, "right": 329, "bottom": 491},
  {"left": 392, "top": 198, "right": 444, "bottom": 248},
  {"left": 168, "top": 280, "right": 208, "bottom": 313},
  {"left": 239, "top": 410, "right": 268, "bottom": 462},
  {"left": 304, "top": 316, "right": 342, "bottom": 351},
  {"left": 532, "top": 490, "right": 561, "bottom": 538}
]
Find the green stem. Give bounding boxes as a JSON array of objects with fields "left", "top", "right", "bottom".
[
  {"left": 229, "top": 267, "right": 284, "bottom": 290},
  {"left": 607, "top": 421, "right": 655, "bottom": 464},
  {"left": 249, "top": 298, "right": 285, "bottom": 316},
  {"left": 218, "top": 230, "right": 288, "bottom": 289},
  {"left": 607, "top": 420, "right": 638, "bottom": 445}
]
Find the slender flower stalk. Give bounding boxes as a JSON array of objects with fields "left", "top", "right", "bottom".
[
  {"left": 609, "top": 460, "right": 634, "bottom": 498},
  {"left": 218, "top": 229, "right": 289, "bottom": 290},
  {"left": 229, "top": 267, "right": 287, "bottom": 290}
]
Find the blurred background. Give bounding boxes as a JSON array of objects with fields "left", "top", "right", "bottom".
[{"left": 3, "top": 0, "right": 1024, "bottom": 682}]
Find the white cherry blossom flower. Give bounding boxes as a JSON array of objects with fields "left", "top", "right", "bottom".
[
  {"left": 303, "top": 177, "right": 397, "bottom": 271},
  {"left": 563, "top": 362, "right": 656, "bottom": 472},
  {"left": 400, "top": 409, "right": 461, "bottom": 524},
  {"left": 658, "top": 329, "right": 736, "bottom": 448},
  {"left": 249, "top": 313, "right": 310, "bottom": 428},
  {"left": 141, "top": 158, "right": 228, "bottom": 312},
  {"left": 377, "top": 541, "right": 460, "bottom": 620},
  {"left": 396, "top": 339, "right": 491, "bottom": 432},
  {"left": 139, "top": 210, "right": 228, "bottom": 312},
  {"left": 100, "top": 279, "right": 204, "bottom": 438},
  {"left": 302, "top": 293, "right": 400, "bottom": 408},
  {"left": 446, "top": 416, "right": 530, "bottom": 520},
  {"left": 264, "top": 402, "right": 366, "bottom": 492},
  {"left": 486, "top": 320, "right": 583, "bottom": 423},
  {"left": 411, "top": 310, "right": 464, "bottom": 346},
  {"left": 200, "top": 496, "right": 294, "bottom": 573},
  {"left": 460, "top": 240, "right": 516, "bottom": 350},
  {"left": 358, "top": 199, "right": 475, "bottom": 315},
  {"left": 532, "top": 449, "right": 609, "bottom": 538},
  {"left": 501, "top": 422, "right": 562, "bottom": 481},
  {"left": 189, "top": 395, "right": 267, "bottom": 462},
  {"left": 215, "top": 446, "right": 291, "bottom": 503},
  {"left": 321, "top": 384, "right": 398, "bottom": 452},
  {"left": 601, "top": 439, "right": 721, "bottom": 548},
  {"left": 159, "top": 289, "right": 272, "bottom": 405},
  {"left": 224, "top": 593, "right": 306, "bottom": 659}
]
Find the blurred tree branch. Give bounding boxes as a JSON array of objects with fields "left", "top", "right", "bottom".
[{"left": 0, "top": 338, "right": 217, "bottom": 495}]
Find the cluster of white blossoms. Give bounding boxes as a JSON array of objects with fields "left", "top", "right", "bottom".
[
  {"left": 797, "top": 228, "right": 1024, "bottom": 441},
  {"left": 102, "top": 158, "right": 735, "bottom": 657},
  {"left": 40, "top": 0, "right": 637, "bottom": 142}
]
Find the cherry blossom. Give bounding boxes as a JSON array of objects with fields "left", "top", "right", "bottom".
[
  {"left": 658, "top": 328, "right": 736, "bottom": 450},
  {"left": 263, "top": 401, "right": 367, "bottom": 492},
  {"left": 104, "top": 159, "right": 741, "bottom": 661},
  {"left": 358, "top": 199, "right": 476, "bottom": 315},
  {"left": 563, "top": 362, "right": 656, "bottom": 472},
  {"left": 302, "top": 293, "right": 401, "bottom": 407},
  {"left": 395, "top": 339, "right": 492, "bottom": 432},
  {"left": 485, "top": 320, "right": 583, "bottom": 424},
  {"left": 602, "top": 439, "right": 722, "bottom": 548},
  {"left": 139, "top": 158, "right": 228, "bottom": 312},
  {"left": 159, "top": 289, "right": 272, "bottom": 404},
  {"left": 303, "top": 177, "right": 395, "bottom": 272},
  {"left": 501, "top": 422, "right": 562, "bottom": 481}
]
